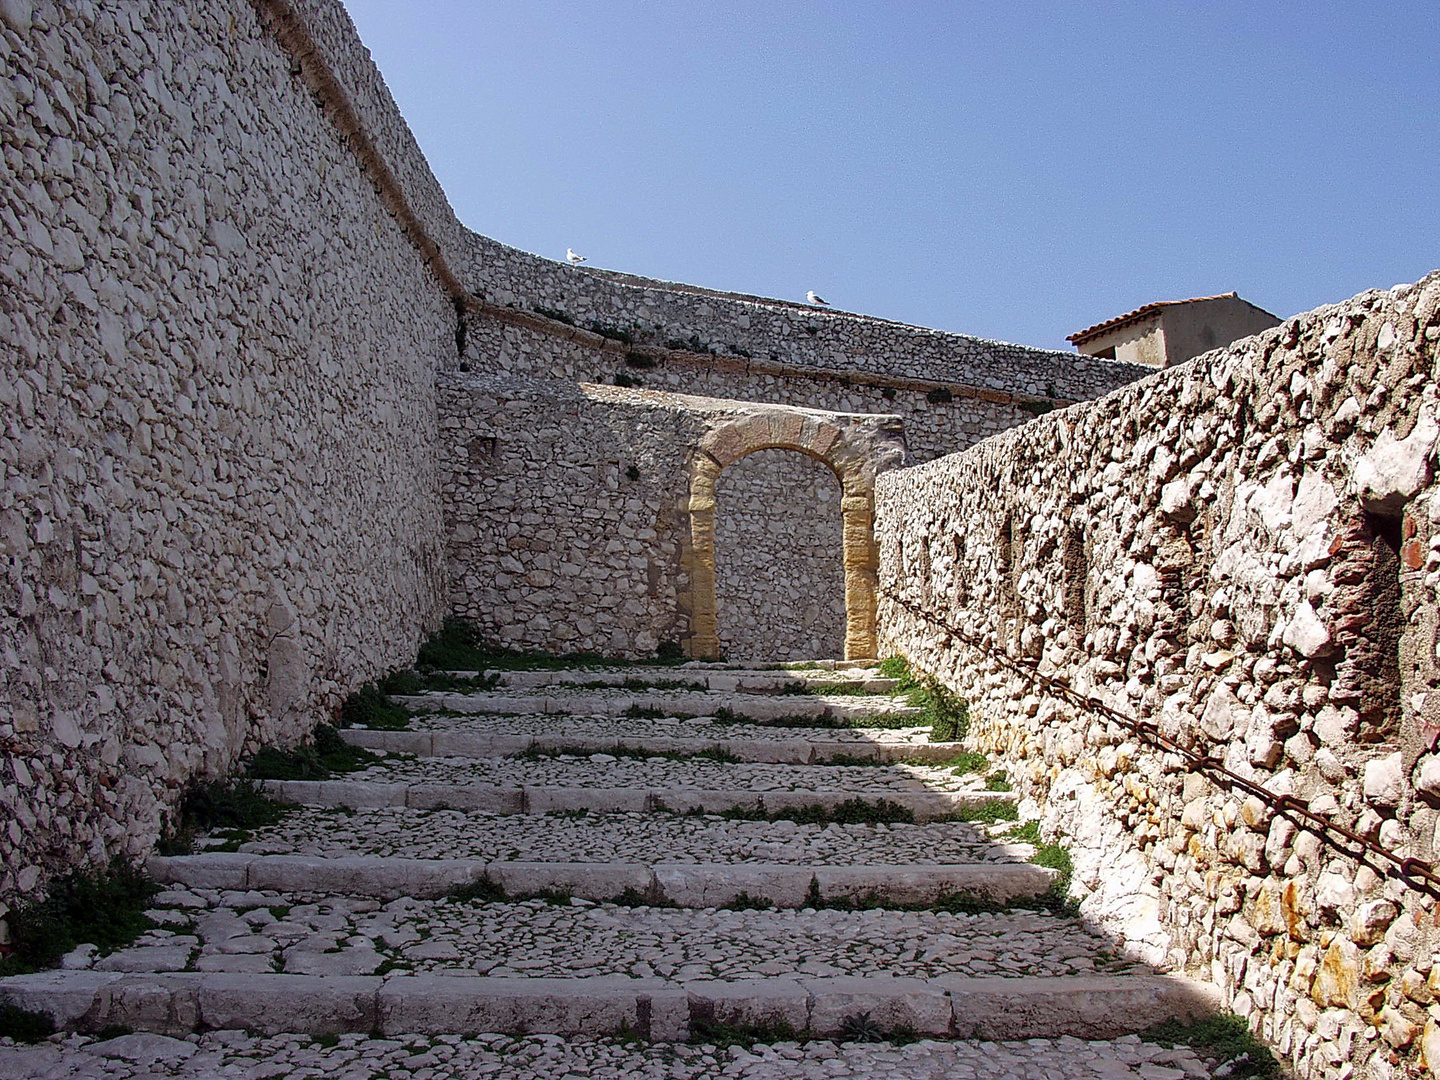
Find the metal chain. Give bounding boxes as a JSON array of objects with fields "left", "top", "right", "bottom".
[{"left": 881, "top": 588, "right": 1440, "bottom": 894}]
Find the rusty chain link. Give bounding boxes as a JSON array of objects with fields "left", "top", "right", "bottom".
[{"left": 880, "top": 588, "right": 1440, "bottom": 894}]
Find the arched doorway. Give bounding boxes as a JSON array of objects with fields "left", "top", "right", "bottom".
[{"left": 685, "top": 409, "right": 899, "bottom": 661}]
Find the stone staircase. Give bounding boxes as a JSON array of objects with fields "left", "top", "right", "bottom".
[{"left": 0, "top": 661, "right": 1223, "bottom": 1078}]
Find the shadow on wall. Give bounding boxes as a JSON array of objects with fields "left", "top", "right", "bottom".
[{"left": 715, "top": 449, "right": 846, "bottom": 661}]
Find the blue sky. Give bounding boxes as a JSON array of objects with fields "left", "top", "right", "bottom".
[{"left": 342, "top": 1, "right": 1439, "bottom": 351}]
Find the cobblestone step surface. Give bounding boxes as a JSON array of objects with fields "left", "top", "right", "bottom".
[
  {"left": 331, "top": 753, "right": 990, "bottom": 794},
  {"left": 0, "top": 1030, "right": 1219, "bottom": 1080},
  {"left": 399, "top": 690, "right": 919, "bottom": 723},
  {"left": 0, "top": 655, "right": 1225, "bottom": 1057},
  {"left": 77, "top": 884, "right": 1122, "bottom": 981},
  {"left": 341, "top": 726, "right": 960, "bottom": 763},
  {"left": 148, "top": 854, "right": 1055, "bottom": 906},
  {"left": 481, "top": 667, "right": 899, "bottom": 694},
  {"left": 261, "top": 779, "right": 1010, "bottom": 819},
  {"left": 358, "top": 709, "right": 946, "bottom": 746},
  {"left": 230, "top": 806, "right": 1027, "bottom": 865},
  {"left": 0, "top": 969, "right": 1217, "bottom": 1042}
]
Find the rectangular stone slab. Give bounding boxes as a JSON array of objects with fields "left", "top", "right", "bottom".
[
  {"left": 937, "top": 974, "right": 1220, "bottom": 1040},
  {"left": 802, "top": 975, "right": 952, "bottom": 1036},
  {"left": 377, "top": 975, "right": 652, "bottom": 1035},
  {"left": 197, "top": 974, "right": 380, "bottom": 1034},
  {"left": 813, "top": 864, "right": 1055, "bottom": 904},
  {"left": 487, "top": 861, "right": 652, "bottom": 901},
  {"left": 653, "top": 864, "right": 815, "bottom": 908}
]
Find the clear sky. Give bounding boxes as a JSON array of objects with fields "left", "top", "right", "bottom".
[{"left": 341, "top": 1, "right": 1438, "bottom": 351}]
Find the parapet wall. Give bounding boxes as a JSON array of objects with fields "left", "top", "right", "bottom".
[
  {"left": 0, "top": 0, "right": 448, "bottom": 907},
  {"left": 874, "top": 271, "right": 1440, "bottom": 1080}
]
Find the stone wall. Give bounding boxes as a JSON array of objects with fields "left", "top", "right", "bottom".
[
  {"left": 0, "top": 0, "right": 449, "bottom": 910},
  {"left": 438, "top": 379, "right": 903, "bottom": 661},
  {"left": 715, "top": 449, "right": 846, "bottom": 661},
  {"left": 874, "top": 271, "right": 1440, "bottom": 1080}
]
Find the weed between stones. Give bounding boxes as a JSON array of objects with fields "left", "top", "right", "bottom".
[
  {"left": 245, "top": 725, "right": 383, "bottom": 781},
  {"left": 984, "top": 770, "right": 1014, "bottom": 792},
  {"left": 1141, "top": 1014, "right": 1281, "bottom": 1079},
  {"left": 0, "top": 1003, "right": 55, "bottom": 1043},
  {"left": 688, "top": 1015, "right": 797, "bottom": 1048},
  {"left": 158, "top": 778, "right": 293, "bottom": 855},
  {"left": 0, "top": 860, "right": 158, "bottom": 975},
  {"left": 709, "top": 707, "right": 914, "bottom": 730}
]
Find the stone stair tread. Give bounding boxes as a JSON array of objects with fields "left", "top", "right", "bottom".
[
  {"left": 149, "top": 853, "right": 1055, "bottom": 905},
  {"left": 340, "top": 726, "right": 961, "bottom": 764},
  {"left": 323, "top": 754, "right": 987, "bottom": 794},
  {"left": 227, "top": 805, "right": 1026, "bottom": 866},
  {"left": 260, "top": 778, "right": 1013, "bottom": 820},
  {"left": 349, "top": 710, "right": 945, "bottom": 744},
  {"left": 0, "top": 1031, "right": 1220, "bottom": 1080},
  {"left": 468, "top": 667, "right": 895, "bottom": 694},
  {"left": 0, "top": 968, "right": 1218, "bottom": 1041},
  {"left": 397, "top": 689, "right": 919, "bottom": 722}
]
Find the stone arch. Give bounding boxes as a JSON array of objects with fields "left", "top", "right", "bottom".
[{"left": 686, "top": 410, "right": 891, "bottom": 661}]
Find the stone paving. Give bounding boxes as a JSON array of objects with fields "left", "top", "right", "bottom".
[
  {"left": 0, "top": 1031, "right": 1216, "bottom": 1080},
  {"left": 87, "top": 886, "right": 1137, "bottom": 982},
  {"left": 1, "top": 661, "right": 1225, "bottom": 1071},
  {"left": 237, "top": 807, "right": 1026, "bottom": 864},
  {"left": 332, "top": 754, "right": 991, "bottom": 794},
  {"left": 391, "top": 712, "right": 942, "bottom": 746}
]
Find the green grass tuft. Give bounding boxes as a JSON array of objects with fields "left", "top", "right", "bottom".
[
  {"left": 245, "top": 725, "right": 381, "bottom": 781},
  {"left": 0, "top": 1003, "right": 55, "bottom": 1042},
  {"left": 339, "top": 682, "right": 413, "bottom": 730},
  {"left": 0, "top": 860, "right": 158, "bottom": 975},
  {"left": 689, "top": 1015, "right": 797, "bottom": 1048},
  {"left": 942, "top": 751, "right": 990, "bottom": 774},
  {"left": 1141, "top": 1014, "right": 1281, "bottom": 1079},
  {"left": 446, "top": 876, "right": 508, "bottom": 904},
  {"left": 721, "top": 891, "right": 775, "bottom": 911},
  {"left": 984, "top": 770, "right": 1014, "bottom": 792}
]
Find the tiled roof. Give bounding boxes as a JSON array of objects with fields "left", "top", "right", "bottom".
[{"left": 1067, "top": 292, "right": 1239, "bottom": 344}]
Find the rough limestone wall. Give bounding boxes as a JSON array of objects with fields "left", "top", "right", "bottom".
[
  {"left": 460, "top": 317, "right": 1030, "bottom": 462},
  {"left": 715, "top": 449, "right": 845, "bottom": 660},
  {"left": 0, "top": 0, "right": 449, "bottom": 911},
  {"left": 438, "top": 378, "right": 703, "bottom": 658},
  {"left": 875, "top": 272, "right": 1440, "bottom": 1080},
  {"left": 457, "top": 260, "right": 1147, "bottom": 405},
  {"left": 438, "top": 378, "right": 902, "bottom": 660}
]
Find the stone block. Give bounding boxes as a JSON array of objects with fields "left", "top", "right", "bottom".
[
  {"left": 814, "top": 864, "right": 1054, "bottom": 905},
  {"left": 941, "top": 975, "right": 1219, "bottom": 1040},
  {"left": 684, "top": 978, "right": 809, "bottom": 1033},
  {"left": 408, "top": 784, "right": 522, "bottom": 812},
  {"left": 377, "top": 975, "right": 647, "bottom": 1035},
  {"left": 147, "top": 854, "right": 255, "bottom": 891},
  {"left": 488, "top": 861, "right": 651, "bottom": 902},
  {"left": 526, "top": 787, "right": 648, "bottom": 813},
  {"left": 198, "top": 974, "right": 379, "bottom": 1034},
  {"left": 653, "top": 864, "right": 814, "bottom": 908},
  {"left": 803, "top": 975, "right": 951, "bottom": 1037}
]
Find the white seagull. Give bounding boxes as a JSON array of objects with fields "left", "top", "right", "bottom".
[
  {"left": 566, "top": 248, "right": 587, "bottom": 265},
  {"left": 806, "top": 290, "right": 829, "bottom": 306}
]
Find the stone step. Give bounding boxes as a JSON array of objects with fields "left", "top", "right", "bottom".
[
  {"left": 318, "top": 751, "right": 989, "bottom": 798},
  {"left": 0, "top": 1030, "right": 1223, "bottom": 1080},
  {"left": 261, "top": 779, "right": 1013, "bottom": 821},
  {"left": 232, "top": 805, "right": 1028, "bottom": 867},
  {"left": 148, "top": 854, "right": 1055, "bottom": 906},
  {"left": 347, "top": 710, "right": 944, "bottom": 749},
  {"left": 0, "top": 969, "right": 1219, "bottom": 1042},
  {"left": 396, "top": 690, "right": 918, "bottom": 723},
  {"left": 472, "top": 668, "right": 898, "bottom": 695},
  {"left": 340, "top": 727, "right": 961, "bottom": 764}
]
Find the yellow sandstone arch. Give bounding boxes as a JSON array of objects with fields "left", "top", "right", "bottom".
[{"left": 686, "top": 411, "right": 881, "bottom": 661}]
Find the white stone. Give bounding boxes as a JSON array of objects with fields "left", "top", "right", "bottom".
[{"left": 1364, "top": 752, "right": 1404, "bottom": 808}]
